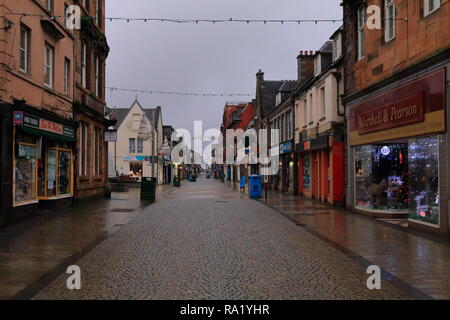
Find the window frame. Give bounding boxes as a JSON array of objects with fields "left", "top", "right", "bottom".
[
  {"left": 64, "top": 57, "right": 70, "bottom": 95},
  {"left": 384, "top": 0, "right": 396, "bottom": 42},
  {"left": 424, "top": 0, "right": 441, "bottom": 17},
  {"left": 19, "top": 25, "right": 29, "bottom": 73},
  {"left": 81, "top": 41, "right": 88, "bottom": 88},
  {"left": 44, "top": 42, "right": 54, "bottom": 88},
  {"left": 357, "top": 5, "right": 366, "bottom": 60}
]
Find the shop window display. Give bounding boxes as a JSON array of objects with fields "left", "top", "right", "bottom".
[
  {"left": 408, "top": 136, "right": 439, "bottom": 225},
  {"left": 58, "top": 150, "right": 72, "bottom": 195},
  {"left": 303, "top": 154, "right": 311, "bottom": 190},
  {"left": 15, "top": 143, "right": 37, "bottom": 204},
  {"left": 355, "top": 144, "right": 409, "bottom": 212}
]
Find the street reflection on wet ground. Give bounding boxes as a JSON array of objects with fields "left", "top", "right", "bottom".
[
  {"left": 0, "top": 186, "right": 171, "bottom": 300},
  {"left": 224, "top": 180, "right": 450, "bottom": 299}
]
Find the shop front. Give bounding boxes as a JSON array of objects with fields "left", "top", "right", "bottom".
[
  {"left": 9, "top": 109, "right": 76, "bottom": 220},
  {"left": 296, "top": 133, "right": 344, "bottom": 204},
  {"left": 279, "top": 141, "right": 294, "bottom": 193},
  {"left": 347, "top": 67, "right": 447, "bottom": 235}
]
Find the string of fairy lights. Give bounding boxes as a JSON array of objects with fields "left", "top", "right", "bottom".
[
  {"left": 4, "top": 11, "right": 406, "bottom": 25},
  {"left": 107, "top": 87, "right": 253, "bottom": 98}
]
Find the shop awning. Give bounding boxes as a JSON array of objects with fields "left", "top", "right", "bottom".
[{"left": 18, "top": 126, "right": 76, "bottom": 143}]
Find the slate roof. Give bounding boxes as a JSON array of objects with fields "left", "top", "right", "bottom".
[
  {"left": 110, "top": 100, "right": 161, "bottom": 130},
  {"left": 260, "top": 80, "right": 297, "bottom": 118}
]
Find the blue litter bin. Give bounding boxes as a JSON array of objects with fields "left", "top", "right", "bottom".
[
  {"left": 240, "top": 176, "right": 246, "bottom": 190},
  {"left": 249, "top": 175, "right": 262, "bottom": 199}
]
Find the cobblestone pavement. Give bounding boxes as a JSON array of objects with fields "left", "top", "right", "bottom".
[
  {"left": 34, "top": 176, "right": 407, "bottom": 300},
  {"left": 224, "top": 180, "right": 450, "bottom": 300},
  {"left": 0, "top": 186, "right": 171, "bottom": 300}
]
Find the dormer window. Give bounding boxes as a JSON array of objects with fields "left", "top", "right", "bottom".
[
  {"left": 276, "top": 92, "right": 282, "bottom": 106},
  {"left": 314, "top": 55, "right": 321, "bottom": 76},
  {"left": 333, "top": 33, "right": 342, "bottom": 61}
]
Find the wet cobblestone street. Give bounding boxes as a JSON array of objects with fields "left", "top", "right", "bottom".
[{"left": 30, "top": 177, "right": 408, "bottom": 300}]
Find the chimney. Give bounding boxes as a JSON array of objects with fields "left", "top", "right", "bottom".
[
  {"left": 297, "top": 51, "right": 315, "bottom": 84},
  {"left": 256, "top": 69, "right": 264, "bottom": 85}
]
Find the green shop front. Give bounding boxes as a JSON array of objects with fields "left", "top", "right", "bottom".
[{"left": 7, "top": 107, "right": 76, "bottom": 222}]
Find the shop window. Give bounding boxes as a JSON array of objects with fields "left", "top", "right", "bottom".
[
  {"left": 40, "top": 148, "right": 72, "bottom": 198},
  {"left": 15, "top": 143, "right": 37, "bottom": 205},
  {"left": 46, "top": 149, "right": 57, "bottom": 197},
  {"left": 58, "top": 150, "right": 72, "bottom": 195},
  {"left": 355, "top": 144, "right": 409, "bottom": 212},
  {"left": 408, "top": 136, "right": 439, "bottom": 225},
  {"left": 303, "top": 154, "right": 311, "bottom": 190}
]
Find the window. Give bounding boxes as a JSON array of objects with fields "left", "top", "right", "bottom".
[
  {"left": 15, "top": 142, "right": 37, "bottom": 204},
  {"left": 129, "top": 138, "right": 136, "bottom": 154},
  {"left": 308, "top": 94, "right": 313, "bottom": 124},
  {"left": 303, "top": 154, "right": 311, "bottom": 190},
  {"left": 314, "top": 55, "right": 321, "bottom": 76},
  {"left": 81, "top": 42, "right": 87, "bottom": 88},
  {"left": 95, "top": 0, "right": 100, "bottom": 25},
  {"left": 58, "top": 150, "right": 72, "bottom": 195},
  {"left": 333, "top": 33, "right": 342, "bottom": 61},
  {"left": 303, "top": 100, "right": 307, "bottom": 127},
  {"left": 276, "top": 92, "right": 282, "bottom": 106},
  {"left": 357, "top": 5, "right": 366, "bottom": 60},
  {"left": 95, "top": 55, "right": 100, "bottom": 97},
  {"left": 64, "top": 58, "right": 70, "bottom": 94},
  {"left": 79, "top": 122, "right": 88, "bottom": 176},
  {"left": 93, "top": 128, "right": 102, "bottom": 175},
  {"left": 385, "top": 0, "right": 396, "bottom": 42},
  {"left": 19, "top": 26, "right": 29, "bottom": 73},
  {"left": 44, "top": 43, "right": 54, "bottom": 88},
  {"left": 320, "top": 87, "right": 326, "bottom": 117},
  {"left": 45, "top": 0, "right": 52, "bottom": 12},
  {"left": 424, "top": 0, "right": 441, "bottom": 16},
  {"left": 137, "top": 139, "right": 144, "bottom": 153}
]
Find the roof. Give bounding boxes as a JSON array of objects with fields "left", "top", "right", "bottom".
[
  {"left": 111, "top": 100, "right": 161, "bottom": 130},
  {"left": 260, "top": 80, "right": 297, "bottom": 118},
  {"left": 260, "top": 80, "right": 284, "bottom": 118}
]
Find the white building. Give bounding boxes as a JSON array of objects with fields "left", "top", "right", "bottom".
[{"left": 108, "top": 100, "right": 165, "bottom": 184}]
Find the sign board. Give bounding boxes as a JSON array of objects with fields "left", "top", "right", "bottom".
[
  {"left": 13, "top": 111, "right": 24, "bottom": 126},
  {"left": 104, "top": 130, "right": 117, "bottom": 142},
  {"left": 349, "top": 69, "right": 446, "bottom": 146},
  {"left": 21, "top": 113, "right": 76, "bottom": 138},
  {"left": 279, "top": 142, "right": 293, "bottom": 155}
]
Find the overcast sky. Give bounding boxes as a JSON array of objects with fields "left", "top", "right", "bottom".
[{"left": 105, "top": 0, "right": 342, "bottom": 135}]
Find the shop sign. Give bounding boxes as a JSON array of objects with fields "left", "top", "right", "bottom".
[
  {"left": 104, "top": 130, "right": 117, "bottom": 142},
  {"left": 349, "top": 69, "right": 446, "bottom": 146},
  {"left": 123, "top": 156, "right": 159, "bottom": 162},
  {"left": 40, "top": 119, "right": 63, "bottom": 135},
  {"left": 24, "top": 114, "right": 40, "bottom": 128},
  {"left": 279, "top": 142, "right": 292, "bottom": 154},
  {"left": 13, "top": 111, "right": 24, "bottom": 126},
  {"left": 63, "top": 127, "right": 75, "bottom": 137},
  {"left": 357, "top": 94, "right": 424, "bottom": 135}
]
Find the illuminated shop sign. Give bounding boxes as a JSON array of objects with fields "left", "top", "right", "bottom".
[{"left": 349, "top": 69, "right": 446, "bottom": 146}]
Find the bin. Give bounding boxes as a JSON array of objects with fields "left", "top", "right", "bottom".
[
  {"left": 173, "top": 177, "right": 181, "bottom": 187},
  {"left": 249, "top": 175, "right": 262, "bottom": 199},
  {"left": 141, "top": 177, "right": 157, "bottom": 202}
]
